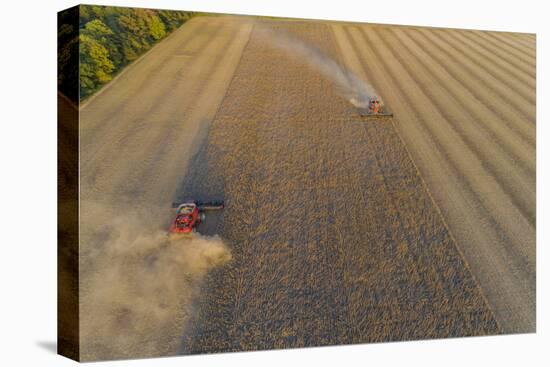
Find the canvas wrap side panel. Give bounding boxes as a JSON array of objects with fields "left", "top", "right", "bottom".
[{"left": 58, "top": 5, "right": 80, "bottom": 361}]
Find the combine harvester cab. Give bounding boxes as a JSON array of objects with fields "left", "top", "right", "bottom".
[
  {"left": 358, "top": 96, "right": 393, "bottom": 117},
  {"left": 169, "top": 200, "right": 225, "bottom": 235}
]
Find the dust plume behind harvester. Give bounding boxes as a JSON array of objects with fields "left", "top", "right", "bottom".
[{"left": 256, "top": 23, "right": 393, "bottom": 118}]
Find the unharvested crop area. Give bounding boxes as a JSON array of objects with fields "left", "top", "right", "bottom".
[
  {"left": 78, "top": 15, "right": 534, "bottom": 360},
  {"left": 179, "top": 22, "right": 499, "bottom": 353}
]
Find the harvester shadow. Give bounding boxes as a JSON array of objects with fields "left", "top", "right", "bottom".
[{"left": 174, "top": 119, "right": 226, "bottom": 236}]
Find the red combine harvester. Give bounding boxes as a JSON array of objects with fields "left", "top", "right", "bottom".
[
  {"left": 358, "top": 96, "right": 393, "bottom": 117},
  {"left": 169, "top": 200, "right": 224, "bottom": 234}
]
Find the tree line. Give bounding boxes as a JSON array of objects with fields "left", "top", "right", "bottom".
[{"left": 58, "top": 5, "right": 196, "bottom": 102}]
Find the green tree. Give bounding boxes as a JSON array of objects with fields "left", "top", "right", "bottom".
[
  {"left": 83, "top": 19, "right": 113, "bottom": 37},
  {"left": 149, "top": 15, "right": 166, "bottom": 40},
  {"left": 75, "top": 5, "right": 197, "bottom": 99},
  {"left": 79, "top": 33, "right": 115, "bottom": 96}
]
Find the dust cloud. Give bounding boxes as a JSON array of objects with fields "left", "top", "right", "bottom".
[
  {"left": 256, "top": 24, "right": 380, "bottom": 108},
  {"left": 79, "top": 203, "right": 231, "bottom": 361}
]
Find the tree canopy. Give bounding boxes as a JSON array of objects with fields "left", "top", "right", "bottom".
[{"left": 58, "top": 5, "right": 196, "bottom": 102}]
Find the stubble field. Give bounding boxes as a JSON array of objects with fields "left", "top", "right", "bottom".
[{"left": 77, "top": 15, "right": 534, "bottom": 360}]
